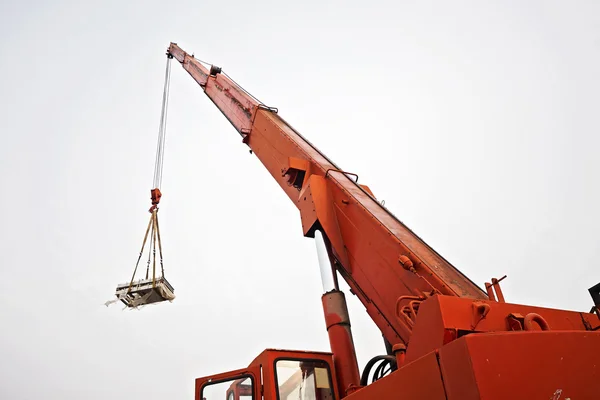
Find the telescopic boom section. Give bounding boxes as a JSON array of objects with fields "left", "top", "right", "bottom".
[{"left": 168, "top": 43, "right": 487, "bottom": 347}]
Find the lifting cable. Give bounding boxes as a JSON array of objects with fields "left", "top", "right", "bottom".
[
  {"left": 127, "top": 55, "right": 172, "bottom": 292},
  {"left": 153, "top": 56, "right": 172, "bottom": 190}
]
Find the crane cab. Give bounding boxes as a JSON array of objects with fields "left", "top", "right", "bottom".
[{"left": 197, "top": 349, "right": 339, "bottom": 400}]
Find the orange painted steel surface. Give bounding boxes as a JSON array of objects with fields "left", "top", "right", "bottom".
[
  {"left": 438, "top": 331, "right": 600, "bottom": 399},
  {"left": 403, "top": 295, "right": 600, "bottom": 364},
  {"left": 346, "top": 352, "right": 447, "bottom": 400},
  {"left": 167, "top": 42, "right": 487, "bottom": 349}
]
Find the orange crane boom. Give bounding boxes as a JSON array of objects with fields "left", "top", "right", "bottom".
[
  {"left": 164, "top": 42, "right": 600, "bottom": 399},
  {"left": 168, "top": 42, "right": 486, "bottom": 342}
]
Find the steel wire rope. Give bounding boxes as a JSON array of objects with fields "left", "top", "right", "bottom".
[
  {"left": 190, "top": 54, "right": 266, "bottom": 105},
  {"left": 153, "top": 57, "right": 172, "bottom": 189},
  {"left": 221, "top": 70, "right": 265, "bottom": 106}
]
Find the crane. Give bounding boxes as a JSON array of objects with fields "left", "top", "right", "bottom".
[{"left": 162, "top": 42, "right": 600, "bottom": 399}]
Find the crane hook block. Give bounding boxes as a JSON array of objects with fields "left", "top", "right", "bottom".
[
  {"left": 151, "top": 188, "right": 162, "bottom": 205},
  {"left": 149, "top": 188, "right": 162, "bottom": 213}
]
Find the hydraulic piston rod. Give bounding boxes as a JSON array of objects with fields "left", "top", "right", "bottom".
[{"left": 315, "top": 230, "right": 360, "bottom": 395}]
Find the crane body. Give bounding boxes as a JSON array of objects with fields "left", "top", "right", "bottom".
[{"left": 164, "top": 43, "right": 600, "bottom": 399}]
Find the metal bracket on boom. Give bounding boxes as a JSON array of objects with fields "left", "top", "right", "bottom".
[
  {"left": 209, "top": 65, "right": 222, "bottom": 76},
  {"left": 257, "top": 104, "right": 279, "bottom": 113},
  {"left": 282, "top": 157, "right": 310, "bottom": 190},
  {"left": 325, "top": 168, "right": 359, "bottom": 183},
  {"left": 241, "top": 128, "right": 251, "bottom": 144},
  {"left": 485, "top": 275, "right": 507, "bottom": 303}
]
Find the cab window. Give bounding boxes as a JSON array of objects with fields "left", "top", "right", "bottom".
[
  {"left": 275, "top": 359, "right": 334, "bottom": 400},
  {"left": 201, "top": 375, "right": 253, "bottom": 400}
]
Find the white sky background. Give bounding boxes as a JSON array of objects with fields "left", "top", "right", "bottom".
[{"left": 1, "top": 0, "right": 599, "bottom": 399}]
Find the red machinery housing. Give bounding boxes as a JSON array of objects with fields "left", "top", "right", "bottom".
[{"left": 165, "top": 42, "right": 600, "bottom": 399}]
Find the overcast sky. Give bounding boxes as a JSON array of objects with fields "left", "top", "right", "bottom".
[{"left": 1, "top": 1, "right": 599, "bottom": 399}]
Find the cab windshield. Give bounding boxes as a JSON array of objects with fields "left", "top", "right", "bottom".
[{"left": 275, "top": 359, "right": 334, "bottom": 400}]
